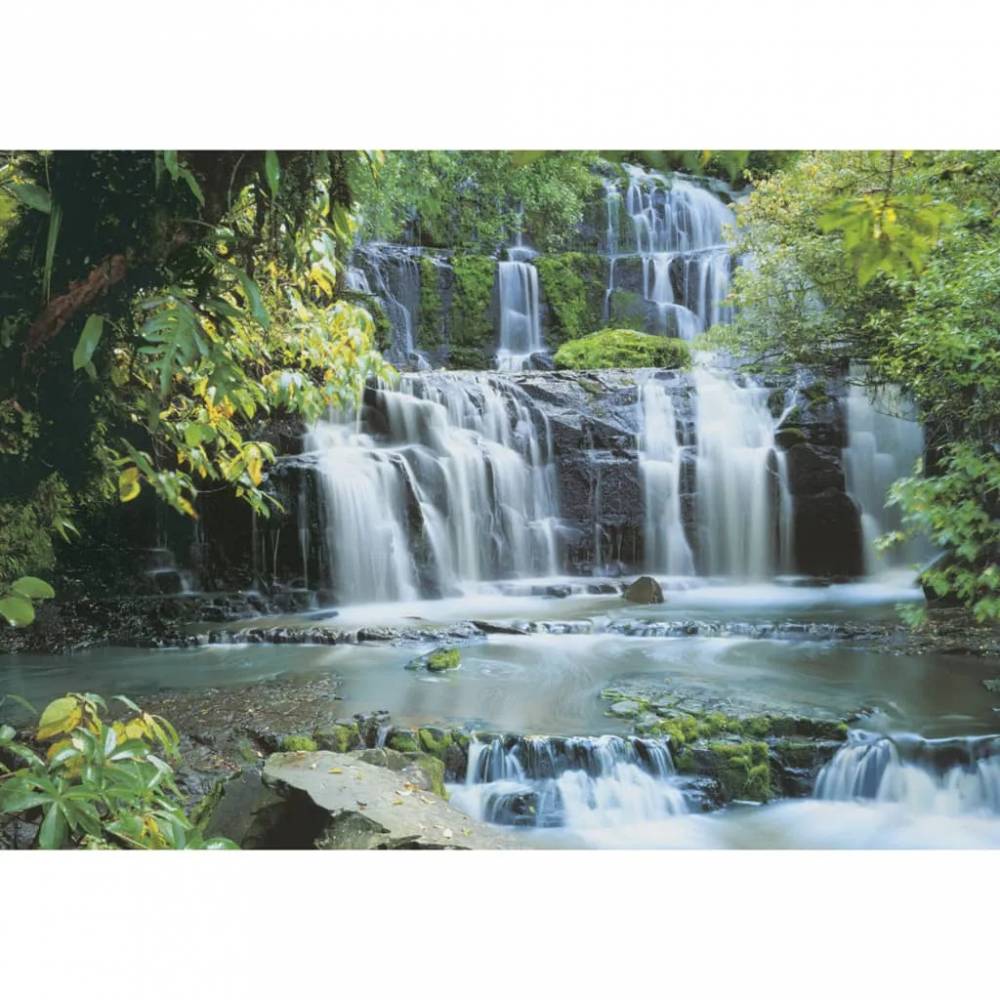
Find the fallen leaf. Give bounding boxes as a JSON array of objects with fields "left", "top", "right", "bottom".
[{"left": 329, "top": 767, "right": 343, "bottom": 774}]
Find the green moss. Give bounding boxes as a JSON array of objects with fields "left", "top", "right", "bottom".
[
  {"left": 449, "top": 254, "right": 496, "bottom": 366},
  {"left": 315, "top": 722, "right": 360, "bottom": 753},
  {"left": 386, "top": 729, "right": 420, "bottom": 754},
  {"left": 554, "top": 329, "right": 691, "bottom": 371},
  {"left": 535, "top": 252, "right": 606, "bottom": 346},
  {"left": 418, "top": 726, "right": 454, "bottom": 755},
  {"left": 280, "top": 734, "right": 318, "bottom": 753},
  {"left": 426, "top": 646, "right": 461, "bottom": 672},
  {"left": 411, "top": 752, "right": 447, "bottom": 799},
  {"left": 706, "top": 741, "right": 772, "bottom": 802},
  {"left": 418, "top": 255, "right": 445, "bottom": 350}
]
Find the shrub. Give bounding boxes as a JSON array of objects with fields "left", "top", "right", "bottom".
[
  {"left": 0, "top": 692, "right": 237, "bottom": 849},
  {"left": 553, "top": 329, "right": 691, "bottom": 370}
]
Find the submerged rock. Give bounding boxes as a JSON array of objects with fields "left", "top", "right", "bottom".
[
  {"left": 623, "top": 575, "right": 664, "bottom": 604},
  {"left": 405, "top": 645, "right": 462, "bottom": 672}
]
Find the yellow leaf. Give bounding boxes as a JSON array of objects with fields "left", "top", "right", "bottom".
[
  {"left": 118, "top": 467, "right": 141, "bottom": 502},
  {"left": 37, "top": 696, "right": 83, "bottom": 741}
]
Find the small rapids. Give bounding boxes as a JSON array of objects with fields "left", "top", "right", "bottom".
[
  {"left": 448, "top": 735, "right": 688, "bottom": 829},
  {"left": 815, "top": 730, "right": 1000, "bottom": 815}
]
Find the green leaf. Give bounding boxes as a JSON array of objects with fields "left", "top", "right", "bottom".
[
  {"left": 180, "top": 169, "right": 204, "bottom": 207},
  {"left": 43, "top": 201, "right": 63, "bottom": 302},
  {"left": 163, "top": 150, "right": 179, "bottom": 180},
  {"left": 0, "top": 595, "right": 35, "bottom": 627},
  {"left": 38, "top": 803, "right": 69, "bottom": 849},
  {"left": 73, "top": 314, "right": 105, "bottom": 371},
  {"left": 230, "top": 267, "right": 270, "bottom": 330},
  {"left": 9, "top": 182, "right": 52, "bottom": 214},
  {"left": 36, "top": 697, "right": 83, "bottom": 740},
  {"left": 10, "top": 576, "right": 55, "bottom": 600},
  {"left": 264, "top": 151, "right": 281, "bottom": 198}
]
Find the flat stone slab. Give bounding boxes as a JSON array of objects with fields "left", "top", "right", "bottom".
[{"left": 263, "top": 751, "right": 519, "bottom": 849}]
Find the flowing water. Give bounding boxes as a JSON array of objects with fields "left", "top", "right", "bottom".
[
  {"left": 497, "top": 245, "right": 545, "bottom": 371},
  {"left": 304, "top": 373, "right": 560, "bottom": 603},
  {"left": 603, "top": 165, "right": 736, "bottom": 338},
  {"left": 843, "top": 370, "right": 928, "bottom": 572},
  {"left": 3, "top": 167, "right": 994, "bottom": 851}
]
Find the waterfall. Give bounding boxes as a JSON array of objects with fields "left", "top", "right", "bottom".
[
  {"left": 304, "top": 373, "right": 561, "bottom": 603},
  {"left": 605, "top": 165, "right": 736, "bottom": 339},
  {"left": 449, "top": 735, "right": 688, "bottom": 829},
  {"left": 692, "top": 368, "right": 792, "bottom": 578},
  {"left": 638, "top": 379, "right": 695, "bottom": 575},
  {"left": 816, "top": 731, "right": 1000, "bottom": 815},
  {"left": 351, "top": 243, "right": 428, "bottom": 367},
  {"left": 843, "top": 371, "right": 927, "bottom": 573},
  {"left": 497, "top": 245, "right": 544, "bottom": 371}
]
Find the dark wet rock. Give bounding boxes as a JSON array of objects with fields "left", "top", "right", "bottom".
[
  {"left": 793, "top": 488, "right": 864, "bottom": 577},
  {"left": 470, "top": 620, "right": 529, "bottom": 635},
  {"left": 624, "top": 575, "right": 665, "bottom": 604}
]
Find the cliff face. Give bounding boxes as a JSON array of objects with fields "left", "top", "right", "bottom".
[{"left": 186, "top": 367, "right": 863, "bottom": 595}]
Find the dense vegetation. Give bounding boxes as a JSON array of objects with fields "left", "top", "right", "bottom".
[
  {"left": 0, "top": 151, "right": 389, "bottom": 597},
  {"left": 702, "top": 151, "right": 1000, "bottom": 621}
]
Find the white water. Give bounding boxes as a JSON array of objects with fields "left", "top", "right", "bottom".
[
  {"left": 450, "top": 735, "right": 688, "bottom": 830},
  {"left": 843, "top": 373, "right": 927, "bottom": 573},
  {"left": 350, "top": 244, "right": 429, "bottom": 367},
  {"left": 604, "top": 165, "right": 736, "bottom": 338},
  {"left": 637, "top": 379, "right": 695, "bottom": 575},
  {"left": 816, "top": 731, "right": 1000, "bottom": 815},
  {"left": 305, "top": 373, "right": 560, "bottom": 603},
  {"left": 496, "top": 244, "right": 544, "bottom": 371},
  {"left": 692, "top": 368, "right": 794, "bottom": 578}
]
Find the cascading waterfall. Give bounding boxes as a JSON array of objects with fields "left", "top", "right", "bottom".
[
  {"left": 637, "top": 379, "right": 695, "bottom": 575},
  {"left": 449, "top": 735, "right": 688, "bottom": 829},
  {"left": 692, "top": 368, "right": 793, "bottom": 578},
  {"left": 816, "top": 731, "right": 1000, "bottom": 815},
  {"left": 843, "top": 370, "right": 927, "bottom": 573},
  {"left": 350, "top": 243, "right": 428, "bottom": 367},
  {"left": 496, "top": 244, "right": 544, "bottom": 371},
  {"left": 604, "top": 165, "right": 735, "bottom": 338},
  {"left": 305, "top": 373, "right": 561, "bottom": 603}
]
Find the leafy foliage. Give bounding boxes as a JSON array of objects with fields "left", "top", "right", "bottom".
[
  {"left": 0, "top": 692, "right": 236, "bottom": 849},
  {"left": 1, "top": 150, "right": 390, "bottom": 560},
  {"left": 700, "top": 149, "right": 1000, "bottom": 620}
]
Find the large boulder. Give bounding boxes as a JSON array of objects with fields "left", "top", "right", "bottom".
[
  {"left": 623, "top": 575, "right": 665, "bottom": 604},
  {"left": 262, "top": 751, "right": 519, "bottom": 849}
]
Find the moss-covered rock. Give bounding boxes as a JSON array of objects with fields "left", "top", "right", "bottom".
[
  {"left": 535, "top": 252, "right": 606, "bottom": 346},
  {"left": 677, "top": 741, "right": 772, "bottom": 803},
  {"left": 280, "top": 734, "right": 318, "bottom": 753},
  {"left": 418, "top": 726, "right": 454, "bottom": 755},
  {"left": 554, "top": 329, "right": 691, "bottom": 371},
  {"left": 315, "top": 721, "right": 361, "bottom": 754},
  {"left": 418, "top": 255, "right": 445, "bottom": 350},
  {"left": 386, "top": 728, "right": 420, "bottom": 754},
  {"left": 406, "top": 645, "right": 462, "bottom": 672},
  {"left": 449, "top": 254, "right": 495, "bottom": 367}
]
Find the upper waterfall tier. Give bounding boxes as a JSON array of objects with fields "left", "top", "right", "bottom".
[{"left": 344, "top": 166, "right": 740, "bottom": 369}]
